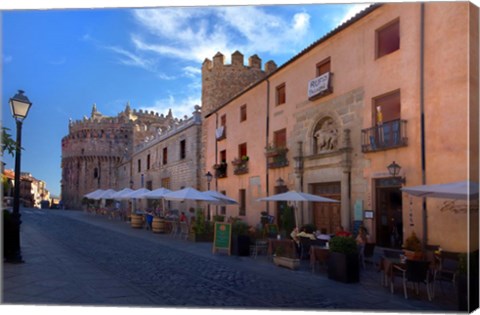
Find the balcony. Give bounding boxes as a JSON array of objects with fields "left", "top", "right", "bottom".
[
  {"left": 361, "top": 119, "right": 408, "bottom": 153},
  {"left": 232, "top": 157, "right": 249, "bottom": 175},
  {"left": 213, "top": 162, "right": 227, "bottom": 178},
  {"left": 265, "top": 146, "right": 289, "bottom": 169}
]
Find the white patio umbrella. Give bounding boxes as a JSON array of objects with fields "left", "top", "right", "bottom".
[
  {"left": 144, "top": 187, "right": 172, "bottom": 199},
  {"left": 401, "top": 180, "right": 479, "bottom": 247},
  {"left": 257, "top": 191, "right": 339, "bottom": 203},
  {"left": 98, "top": 189, "right": 117, "bottom": 200},
  {"left": 144, "top": 187, "right": 172, "bottom": 216},
  {"left": 204, "top": 190, "right": 239, "bottom": 205},
  {"left": 125, "top": 188, "right": 151, "bottom": 199},
  {"left": 257, "top": 190, "right": 339, "bottom": 228},
  {"left": 84, "top": 189, "right": 104, "bottom": 199},
  {"left": 163, "top": 187, "right": 219, "bottom": 202},
  {"left": 401, "top": 180, "right": 479, "bottom": 200},
  {"left": 111, "top": 188, "right": 134, "bottom": 200}
]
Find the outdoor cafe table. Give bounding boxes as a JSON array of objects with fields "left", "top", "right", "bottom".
[{"left": 267, "top": 239, "right": 298, "bottom": 258}]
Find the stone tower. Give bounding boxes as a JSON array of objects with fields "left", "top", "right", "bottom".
[
  {"left": 201, "top": 51, "right": 277, "bottom": 115},
  {"left": 200, "top": 51, "right": 277, "bottom": 189}
]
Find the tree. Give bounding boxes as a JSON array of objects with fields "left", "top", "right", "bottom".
[{"left": 1, "top": 127, "right": 17, "bottom": 157}]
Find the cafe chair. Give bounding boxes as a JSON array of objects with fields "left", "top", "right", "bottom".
[
  {"left": 250, "top": 240, "right": 268, "bottom": 259},
  {"left": 179, "top": 222, "right": 189, "bottom": 240},
  {"left": 299, "top": 237, "right": 313, "bottom": 260},
  {"left": 170, "top": 221, "right": 179, "bottom": 237},
  {"left": 362, "top": 243, "right": 376, "bottom": 269},
  {"left": 393, "top": 259, "right": 432, "bottom": 301},
  {"left": 433, "top": 257, "right": 459, "bottom": 297}
]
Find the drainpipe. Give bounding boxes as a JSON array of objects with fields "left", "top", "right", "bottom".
[
  {"left": 214, "top": 112, "right": 219, "bottom": 191},
  {"left": 265, "top": 79, "right": 270, "bottom": 214},
  {"left": 420, "top": 3, "right": 427, "bottom": 247}
]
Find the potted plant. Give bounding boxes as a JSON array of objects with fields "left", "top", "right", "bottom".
[
  {"left": 230, "top": 218, "right": 250, "bottom": 256},
  {"left": 403, "top": 231, "right": 423, "bottom": 260},
  {"left": 457, "top": 251, "right": 479, "bottom": 311},
  {"left": 327, "top": 235, "right": 359, "bottom": 283},
  {"left": 273, "top": 245, "right": 300, "bottom": 270},
  {"left": 190, "top": 209, "right": 213, "bottom": 242}
]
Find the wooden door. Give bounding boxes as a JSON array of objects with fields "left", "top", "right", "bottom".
[{"left": 312, "top": 182, "right": 341, "bottom": 234}]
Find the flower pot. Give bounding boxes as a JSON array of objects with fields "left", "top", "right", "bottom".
[
  {"left": 327, "top": 252, "right": 359, "bottom": 283},
  {"left": 273, "top": 256, "right": 300, "bottom": 270},
  {"left": 130, "top": 214, "right": 143, "bottom": 229},
  {"left": 231, "top": 235, "right": 251, "bottom": 256},
  {"left": 152, "top": 217, "right": 165, "bottom": 233}
]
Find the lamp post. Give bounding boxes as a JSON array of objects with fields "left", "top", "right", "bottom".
[
  {"left": 205, "top": 171, "right": 213, "bottom": 220},
  {"left": 6, "top": 90, "right": 32, "bottom": 263}
]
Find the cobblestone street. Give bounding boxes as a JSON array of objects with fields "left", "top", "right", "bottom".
[{"left": 2, "top": 209, "right": 458, "bottom": 312}]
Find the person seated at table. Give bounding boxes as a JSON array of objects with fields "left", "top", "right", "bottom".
[
  {"left": 335, "top": 225, "right": 351, "bottom": 237},
  {"left": 179, "top": 211, "right": 188, "bottom": 223},
  {"left": 297, "top": 228, "right": 316, "bottom": 240}
]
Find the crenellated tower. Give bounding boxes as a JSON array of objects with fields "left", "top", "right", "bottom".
[{"left": 201, "top": 51, "right": 277, "bottom": 115}]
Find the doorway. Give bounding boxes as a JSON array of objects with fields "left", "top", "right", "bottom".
[
  {"left": 312, "top": 182, "right": 341, "bottom": 234},
  {"left": 375, "top": 180, "right": 403, "bottom": 248}
]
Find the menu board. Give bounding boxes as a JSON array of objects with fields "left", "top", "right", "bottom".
[{"left": 212, "top": 222, "right": 232, "bottom": 255}]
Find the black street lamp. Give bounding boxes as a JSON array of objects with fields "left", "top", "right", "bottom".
[
  {"left": 5, "top": 90, "right": 32, "bottom": 263},
  {"left": 387, "top": 161, "right": 406, "bottom": 184},
  {"left": 205, "top": 171, "right": 213, "bottom": 220}
]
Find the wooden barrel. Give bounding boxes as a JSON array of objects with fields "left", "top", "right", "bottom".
[
  {"left": 131, "top": 214, "right": 143, "bottom": 229},
  {"left": 152, "top": 217, "right": 165, "bottom": 233}
]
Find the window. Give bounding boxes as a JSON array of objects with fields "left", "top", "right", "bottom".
[
  {"left": 180, "top": 139, "right": 186, "bottom": 159},
  {"left": 374, "top": 90, "right": 401, "bottom": 124},
  {"left": 238, "top": 143, "right": 247, "bottom": 158},
  {"left": 239, "top": 189, "right": 246, "bottom": 216},
  {"left": 220, "top": 150, "right": 227, "bottom": 164},
  {"left": 161, "top": 177, "right": 170, "bottom": 189},
  {"left": 276, "top": 83, "right": 286, "bottom": 105},
  {"left": 147, "top": 154, "right": 151, "bottom": 170},
  {"left": 376, "top": 19, "right": 400, "bottom": 58},
  {"left": 146, "top": 180, "right": 153, "bottom": 190},
  {"left": 220, "top": 114, "right": 227, "bottom": 138},
  {"left": 137, "top": 159, "right": 141, "bottom": 173},
  {"left": 274, "top": 128, "right": 287, "bottom": 148},
  {"left": 93, "top": 168, "right": 98, "bottom": 178},
  {"left": 163, "top": 147, "right": 168, "bottom": 165},
  {"left": 240, "top": 104, "right": 247, "bottom": 122},
  {"left": 316, "top": 58, "right": 331, "bottom": 76}
]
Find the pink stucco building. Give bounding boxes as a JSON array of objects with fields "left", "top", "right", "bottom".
[{"left": 203, "top": 2, "right": 479, "bottom": 252}]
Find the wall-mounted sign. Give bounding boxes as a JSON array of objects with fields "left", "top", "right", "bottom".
[
  {"left": 307, "top": 72, "right": 331, "bottom": 99},
  {"left": 364, "top": 210, "right": 374, "bottom": 219}
]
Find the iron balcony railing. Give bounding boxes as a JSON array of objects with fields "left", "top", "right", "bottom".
[{"left": 361, "top": 119, "right": 408, "bottom": 153}]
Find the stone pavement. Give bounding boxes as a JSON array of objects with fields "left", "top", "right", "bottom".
[{"left": 1, "top": 209, "right": 459, "bottom": 314}]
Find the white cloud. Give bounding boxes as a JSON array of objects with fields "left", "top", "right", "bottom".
[
  {"left": 141, "top": 95, "right": 201, "bottom": 119},
  {"left": 131, "top": 6, "right": 311, "bottom": 63},
  {"left": 336, "top": 3, "right": 372, "bottom": 26}
]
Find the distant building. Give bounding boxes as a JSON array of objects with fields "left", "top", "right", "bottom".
[{"left": 61, "top": 102, "right": 203, "bottom": 210}]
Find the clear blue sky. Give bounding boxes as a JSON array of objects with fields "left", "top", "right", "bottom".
[{"left": 1, "top": 1, "right": 369, "bottom": 197}]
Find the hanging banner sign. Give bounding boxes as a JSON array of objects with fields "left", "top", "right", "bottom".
[{"left": 307, "top": 72, "right": 331, "bottom": 98}]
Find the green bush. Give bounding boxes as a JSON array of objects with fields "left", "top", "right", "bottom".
[
  {"left": 232, "top": 220, "right": 249, "bottom": 236},
  {"left": 329, "top": 236, "right": 358, "bottom": 254}
]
